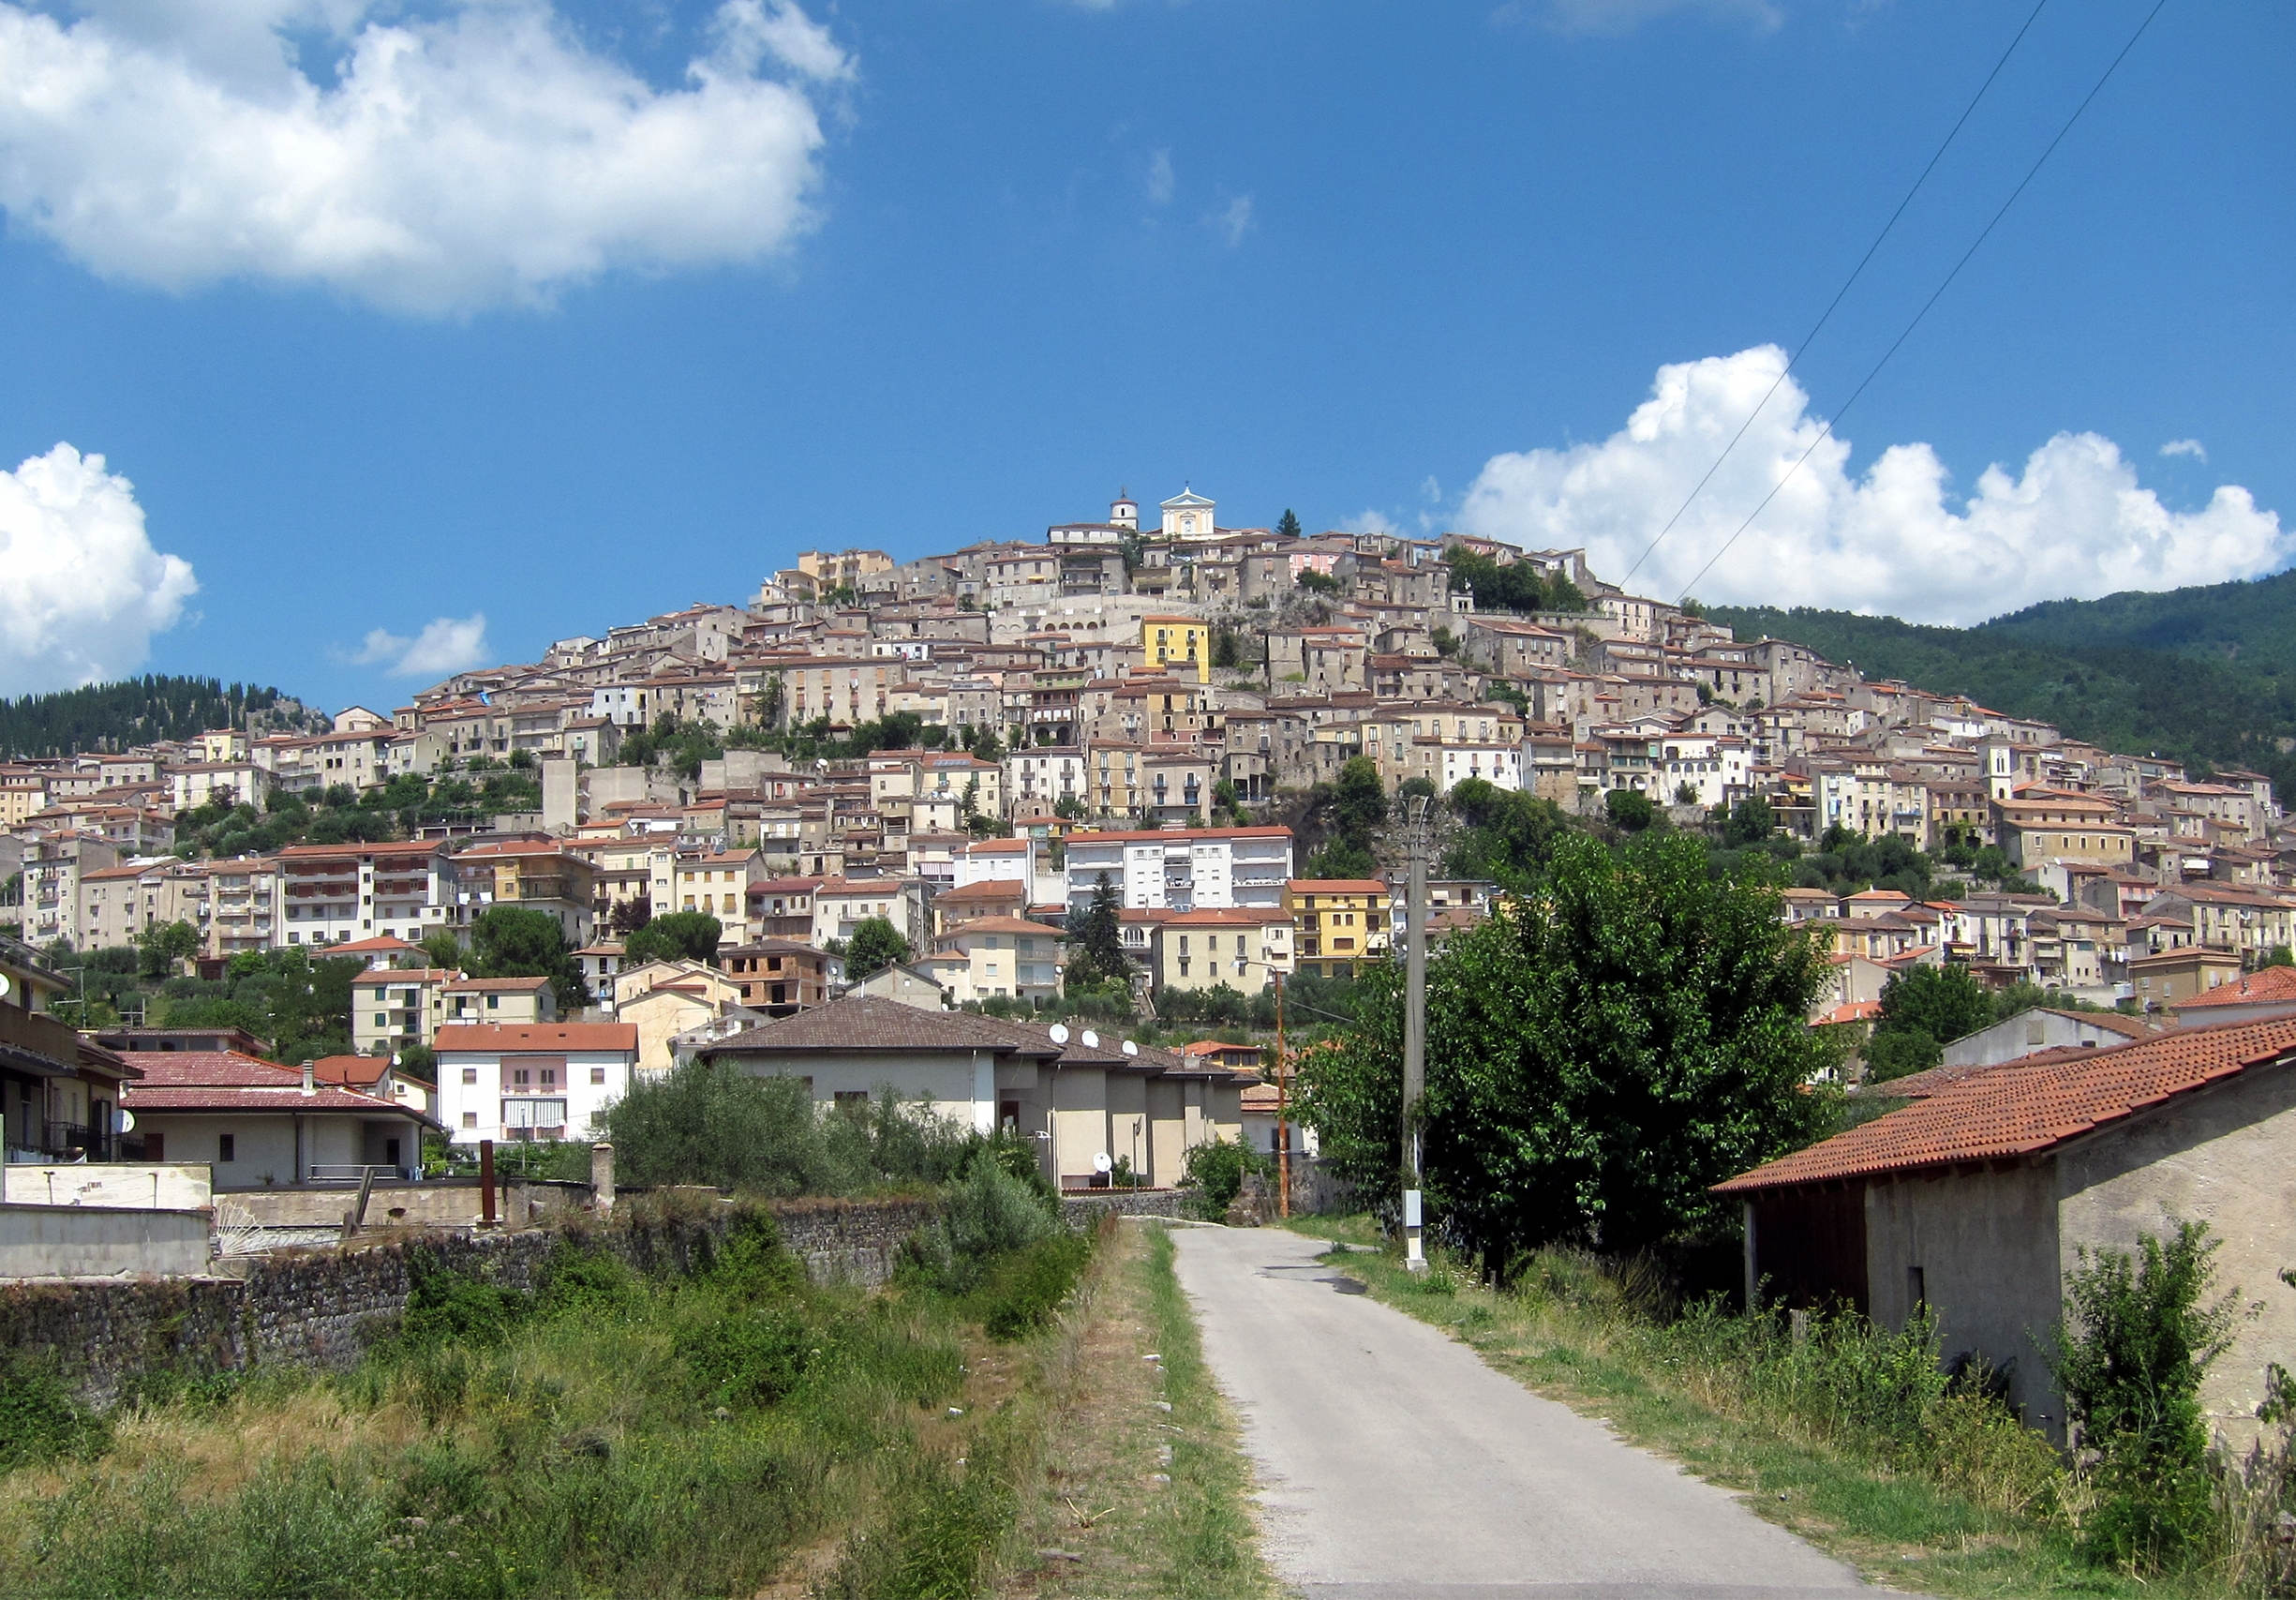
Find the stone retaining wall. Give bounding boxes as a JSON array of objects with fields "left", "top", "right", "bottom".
[
  {"left": 1062, "top": 1189, "right": 1193, "bottom": 1224},
  {"left": 0, "top": 1196, "right": 938, "bottom": 1408}
]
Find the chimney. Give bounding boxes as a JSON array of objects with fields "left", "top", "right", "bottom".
[{"left": 301, "top": 1059, "right": 316, "bottom": 1096}]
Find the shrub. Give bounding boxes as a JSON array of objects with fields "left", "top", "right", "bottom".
[
  {"left": 909, "top": 1156, "right": 1058, "bottom": 1297},
  {"left": 970, "top": 1234, "right": 1092, "bottom": 1341},
  {"left": 682, "top": 1298, "right": 813, "bottom": 1407},
  {"left": 2050, "top": 1219, "right": 2243, "bottom": 1570},
  {"left": 1179, "top": 1137, "right": 1268, "bottom": 1221},
  {"left": 0, "top": 1349, "right": 109, "bottom": 1473},
  {"left": 399, "top": 1251, "right": 529, "bottom": 1347}
]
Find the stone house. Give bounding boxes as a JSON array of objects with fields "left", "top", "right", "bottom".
[
  {"left": 699, "top": 995, "right": 1251, "bottom": 1189},
  {"left": 1718, "top": 1017, "right": 2296, "bottom": 1444}
]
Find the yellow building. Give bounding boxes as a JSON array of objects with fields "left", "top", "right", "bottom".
[
  {"left": 673, "top": 846, "right": 765, "bottom": 944},
  {"left": 1283, "top": 878, "right": 1388, "bottom": 978},
  {"left": 1141, "top": 616, "right": 1210, "bottom": 683},
  {"left": 1151, "top": 908, "right": 1293, "bottom": 994}
]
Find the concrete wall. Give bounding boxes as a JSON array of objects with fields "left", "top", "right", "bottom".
[
  {"left": 1864, "top": 1164, "right": 2062, "bottom": 1429},
  {"left": 1, "top": 1164, "right": 212, "bottom": 1210},
  {"left": 0, "top": 1203, "right": 211, "bottom": 1279},
  {"left": 2056, "top": 1060, "right": 2296, "bottom": 1445},
  {"left": 1942, "top": 1010, "right": 2143, "bottom": 1068}
]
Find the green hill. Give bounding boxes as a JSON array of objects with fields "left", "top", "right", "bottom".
[
  {"left": 0, "top": 677, "right": 320, "bottom": 759},
  {"left": 1980, "top": 569, "right": 2296, "bottom": 679},
  {"left": 1707, "top": 602, "right": 2296, "bottom": 799}
]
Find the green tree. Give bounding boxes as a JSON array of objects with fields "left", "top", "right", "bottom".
[
  {"left": 844, "top": 917, "right": 911, "bottom": 980},
  {"left": 1722, "top": 795, "right": 1776, "bottom": 846},
  {"left": 134, "top": 920, "right": 200, "bottom": 979},
  {"left": 468, "top": 905, "right": 588, "bottom": 1009},
  {"left": 1299, "top": 829, "right": 1837, "bottom": 1260},
  {"left": 1066, "top": 872, "right": 1126, "bottom": 989},
  {"left": 418, "top": 928, "right": 465, "bottom": 972},
  {"left": 1870, "top": 964, "right": 1993, "bottom": 1075},
  {"left": 1305, "top": 756, "right": 1386, "bottom": 878},
  {"left": 1443, "top": 778, "right": 1568, "bottom": 888},
  {"left": 624, "top": 910, "right": 724, "bottom": 968},
  {"left": 1604, "top": 787, "right": 1655, "bottom": 832},
  {"left": 1275, "top": 509, "right": 1303, "bottom": 541}
]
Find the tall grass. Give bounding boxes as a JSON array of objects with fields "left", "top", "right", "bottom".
[{"left": 0, "top": 1214, "right": 971, "bottom": 1599}]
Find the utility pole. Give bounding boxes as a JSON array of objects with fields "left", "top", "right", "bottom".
[
  {"left": 1275, "top": 970, "right": 1290, "bottom": 1220},
  {"left": 1402, "top": 794, "right": 1429, "bottom": 1273}
]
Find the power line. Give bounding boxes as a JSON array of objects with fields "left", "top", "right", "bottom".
[
  {"left": 1672, "top": 0, "right": 2171, "bottom": 604},
  {"left": 1618, "top": 0, "right": 2052, "bottom": 589}
]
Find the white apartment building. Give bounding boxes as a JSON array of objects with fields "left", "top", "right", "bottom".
[
  {"left": 1063, "top": 826, "right": 1294, "bottom": 915},
  {"left": 22, "top": 833, "right": 120, "bottom": 948},
  {"left": 434, "top": 1022, "right": 638, "bottom": 1144},
  {"left": 276, "top": 841, "right": 456, "bottom": 946},
  {"left": 1006, "top": 748, "right": 1087, "bottom": 813},
  {"left": 1657, "top": 734, "right": 1752, "bottom": 810}
]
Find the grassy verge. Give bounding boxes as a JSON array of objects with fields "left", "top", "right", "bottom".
[
  {"left": 998, "top": 1223, "right": 1276, "bottom": 1600},
  {"left": 1304, "top": 1229, "right": 2243, "bottom": 1600},
  {"left": 0, "top": 1205, "right": 1097, "bottom": 1600}
]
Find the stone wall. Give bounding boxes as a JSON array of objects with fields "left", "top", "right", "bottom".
[
  {"left": 0, "top": 1196, "right": 938, "bottom": 1408},
  {"left": 1063, "top": 1189, "right": 1192, "bottom": 1225}
]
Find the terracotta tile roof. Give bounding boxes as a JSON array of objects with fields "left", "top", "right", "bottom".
[
  {"left": 434, "top": 1024, "right": 637, "bottom": 1053},
  {"left": 2174, "top": 965, "right": 2296, "bottom": 1009},
  {"left": 443, "top": 976, "right": 553, "bottom": 993},
  {"left": 1716, "top": 1016, "right": 2296, "bottom": 1194},
  {"left": 699, "top": 993, "right": 1199, "bottom": 1073},
  {"left": 127, "top": 1084, "right": 435, "bottom": 1118},
  {"left": 1813, "top": 1000, "right": 1882, "bottom": 1025},
  {"left": 1286, "top": 879, "right": 1388, "bottom": 894},
  {"left": 118, "top": 1050, "right": 294, "bottom": 1086}
]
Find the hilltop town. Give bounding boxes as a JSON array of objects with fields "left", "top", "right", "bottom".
[{"left": 1, "top": 484, "right": 2284, "bottom": 1079}]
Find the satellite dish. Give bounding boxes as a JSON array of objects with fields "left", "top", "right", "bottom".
[
  {"left": 117, "top": 1109, "right": 135, "bottom": 1133},
  {"left": 0, "top": 973, "right": 10, "bottom": 997},
  {"left": 1092, "top": 1152, "right": 1112, "bottom": 1174},
  {"left": 1122, "top": 1039, "right": 1139, "bottom": 1056},
  {"left": 1049, "top": 1023, "right": 1069, "bottom": 1044},
  {"left": 1081, "top": 1029, "right": 1099, "bottom": 1048}
]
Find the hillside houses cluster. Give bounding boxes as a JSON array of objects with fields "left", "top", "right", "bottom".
[{"left": 2, "top": 485, "right": 2290, "bottom": 1053}]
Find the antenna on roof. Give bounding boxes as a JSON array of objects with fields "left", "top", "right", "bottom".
[
  {"left": 1122, "top": 1039, "right": 1139, "bottom": 1056},
  {"left": 1049, "top": 1023, "right": 1069, "bottom": 1044},
  {"left": 1081, "top": 1029, "right": 1099, "bottom": 1048}
]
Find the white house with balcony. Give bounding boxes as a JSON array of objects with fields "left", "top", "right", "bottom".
[
  {"left": 433, "top": 1023, "right": 638, "bottom": 1145},
  {"left": 1063, "top": 825, "right": 1293, "bottom": 915}
]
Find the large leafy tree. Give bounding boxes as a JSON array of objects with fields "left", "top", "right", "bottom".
[
  {"left": 468, "top": 905, "right": 589, "bottom": 1009},
  {"left": 844, "top": 917, "right": 911, "bottom": 980},
  {"left": 1299, "top": 829, "right": 1838, "bottom": 1262},
  {"left": 1863, "top": 964, "right": 1996, "bottom": 1083},
  {"left": 623, "top": 910, "right": 724, "bottom": 968},
  {"left": 1066, "top": 872, "right": 1126, "bottom": 989}
]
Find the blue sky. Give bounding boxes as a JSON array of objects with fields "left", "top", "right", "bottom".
[{"left": 0, "top": 0, "right": 2286, "bottom": 710}]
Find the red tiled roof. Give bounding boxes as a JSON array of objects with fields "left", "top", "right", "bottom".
[
  {"left": 1716, "top": 1016, "right": 2296, "bottom": 1194},
  {"left": 443, "top": 975, "right": 552, "bottom": 993},
  {"left": 2175, "top": 965, "right": 2296, "bottom": 1009},
  {"left": 1286, "top": 879, "right": 1388, "bottom": 894},
  {"left": 126, "top": 1084, "right": 433, "bottom": 1117},
  {"left": 117, "top": 1050, "right": 294, "bottom": 1087},
  {"left": 433, "top": 1024, "right": 637, "bottom": 1054}
]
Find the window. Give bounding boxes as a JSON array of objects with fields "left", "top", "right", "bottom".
[
  {"left": 461, "top": 1068, "right": 477, "bottom": 1084},
  {"left": 217, "top": 1133, "right": 236, "bottom": 1162},
  {"left": 462, "top": 1111, "right": 478, "bottom": 1129},
  {"left": 486, "top": 994, "right": 500, "bottom": 1010},
  {"left": 590, "top": 1067, "right": 606, "bottom": 1085},
  {"left": 513, "top": 1068, "right": 531, "bottom": 1088}
]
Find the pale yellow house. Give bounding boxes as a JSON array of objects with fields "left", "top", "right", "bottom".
[
  {"left": 924, "top": 916, "right": 1066, "bottom": 1004},
  {"left": 674, "top": 846, "right": 766, "bottom": 944},
  {"left": 1151, "top": 908, "right": 1294, "bottom": 995},
  {"left": 1283, "top": 878, "right": 1387, "bottom": 979}
]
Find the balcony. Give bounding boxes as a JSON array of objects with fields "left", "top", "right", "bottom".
[{"left": 0, "top": 1002, "right": 88, "bottom": 1075}]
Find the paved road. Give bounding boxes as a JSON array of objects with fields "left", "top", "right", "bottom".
[{"left": 1170, "top": 1227, "right": 1889, "bottom": 1600}]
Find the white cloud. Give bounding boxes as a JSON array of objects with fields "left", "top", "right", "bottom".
[
  {"left": 0, "top": 0, "right": 848, "bottom": 315},
  {"left": 1340, "top": 508, "right": 1401, "bottom": 536},
  {"left": 1457, "top": 346, "right": 2288, "bottom": 626},
  {"left": 351, "top": 614, "right": 491, "bottom": 679},
  {"left": 1145, "top": 147, "right": 1174, "bottom": 206},
  {"left": 2161, "top": 438, "right": 2208, "bottom": 462},
  {"left": 1496, "top": 0, "right": 1783, "bottom": 36},
  {"left": 1211, "top": 193, "right": 1253, "bottom": 247},
  {"left": 0, "top": 443, "right": 198, "bottom": 695}
]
